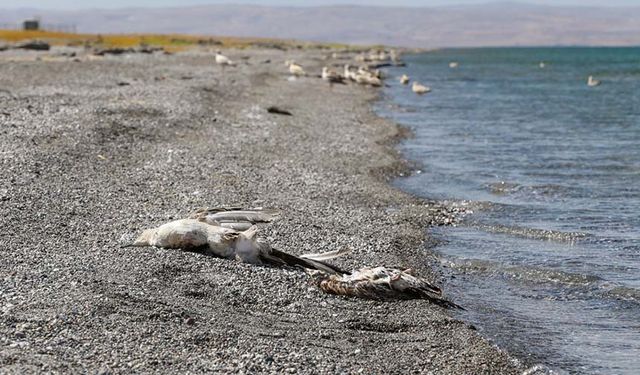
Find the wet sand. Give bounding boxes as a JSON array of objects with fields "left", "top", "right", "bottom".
[{"left": 0, "top": 47, "right": 524, "bottom": 373}]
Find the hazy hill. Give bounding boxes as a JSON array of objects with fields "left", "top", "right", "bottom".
[{"left": 1, "top": 3, "right": 640, "bottom": 47}]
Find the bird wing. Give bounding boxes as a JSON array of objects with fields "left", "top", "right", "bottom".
[
  {"left": 315, "top": 266, "right": 464, "bottom": 309},
  {"left": 300, "top": 247, "right": 352, "bottom": 261},
  {"left": 188, "top": 207, "right": 281, "bottom": 226},
  {"left": 317, "top": 276, "right": 392, "bottom": 300}
]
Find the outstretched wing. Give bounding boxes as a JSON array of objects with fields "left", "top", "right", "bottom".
[{"left": 188, "top": 207, "right": 281, "bottom": 229}]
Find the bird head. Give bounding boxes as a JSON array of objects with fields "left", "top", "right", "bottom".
[
  {"left": 121, "top": 228, "right": 155, "bottom": 248},
  {"left": 134, "top": 228, "right": 156, "bottom": 245}
]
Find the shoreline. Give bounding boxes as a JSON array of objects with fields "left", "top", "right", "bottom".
[{"left": 1, "top": 46, "right": 524, "bottom": 373}]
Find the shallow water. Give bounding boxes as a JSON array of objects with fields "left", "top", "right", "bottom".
[{"left": 378, "top": 47, "right": 640, "bottom": 374}]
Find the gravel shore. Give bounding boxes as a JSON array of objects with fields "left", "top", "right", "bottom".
[{"left": 0, "top": 47, "right": 524, "bottom": 373}]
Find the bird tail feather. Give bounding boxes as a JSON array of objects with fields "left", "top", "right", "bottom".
[{"left": 264, "top": 248, "right": 348, "bottom": 275}]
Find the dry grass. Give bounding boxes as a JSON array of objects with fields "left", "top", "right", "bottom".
[{"left": 0, "top": 29, "right": 351, "bottom": 51}]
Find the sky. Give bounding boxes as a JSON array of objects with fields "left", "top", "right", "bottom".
[{"left": 1, "top": 0, "right": 639, "bottom": 9}]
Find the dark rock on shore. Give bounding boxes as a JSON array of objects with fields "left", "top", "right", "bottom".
[
  {"left": 93, "top": 46, "right": 164, "bottom": 56},
  {"left": 267, "top": 106, "right": 293, "bottom": 116},
  {"left": 15, "top": 40, "right": 51, "bottom": 51}
]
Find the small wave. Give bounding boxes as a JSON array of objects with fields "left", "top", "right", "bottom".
[
  {"left": 381, "top": 102, "right": 420, "bottom": 113},
  {"left": 602, "top": 286, "right": 640, "bottom": 303},
  {"left": 521, "top": 364, "right": 561, "bottom": 375},
  {"left": 487, "top": 181, "right": 521, "bottom": 195},
  {"left": 486, "top": 181, "right": 573, "bottom": 200},
  {"left": 470, "top": 223, "right": 589, "bottom": 243},
  {"left": 442, "top": 258, "right": 602, "bottom": 287},
  {"left": 442, "top": 256, "right": 640, "bottom": 304}
]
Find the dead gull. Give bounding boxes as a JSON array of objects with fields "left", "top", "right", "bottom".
[
  {"left": 311, "top": 267, "right": 462, "bottom": 309},
  {"left": 124, "top": 208, "right": 348, "bottom": 274},
  {"left": 312, "top": 266, "right": 463, "bottom": 309}
]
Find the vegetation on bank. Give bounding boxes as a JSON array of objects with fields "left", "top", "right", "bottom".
[{"left": 0, "top": 29, "right": 352, "bottom": 52}]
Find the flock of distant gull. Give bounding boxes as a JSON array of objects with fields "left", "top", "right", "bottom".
[
  {"left": 216, "top": 48, "right": 439, "bottom": 94},
  {"left": 215, "top": 49, "right": 602, "bottom": 96}
]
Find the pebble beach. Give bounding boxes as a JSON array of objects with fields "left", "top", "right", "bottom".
[{"left": 0, "top": 46, "right": 525, "bottom": 373}]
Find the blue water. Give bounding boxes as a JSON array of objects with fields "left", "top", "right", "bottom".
[{"left": 378, "top": 48, "right": 640, "bottom": 374}]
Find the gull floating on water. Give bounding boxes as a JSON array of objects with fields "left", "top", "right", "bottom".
[
  {"left": 587, "top": 75, "right": 601, "bottom": 87},
  {"left": 539, "top": 61, "right": 546, "bottom": 69},
  {"left": 288, "top": 61, "right": 306, "bottom": 76},
  {"left": 399, "top": 74, "right": 410, "bottom": 85},
  {"left": 449, "top": 61, "right": 459, "bottom": 69},
  {"left": 125, "top": 207, "right": 348, "bottom": 274},
  {"left": 215, "top": 50, "right": 235, "bottom": 66},
  {"left": 312, "top": 266, "right": 463, "bottom": 309},
  {"left": 412, "top": 81, "right": 431, "bottom": 95}
]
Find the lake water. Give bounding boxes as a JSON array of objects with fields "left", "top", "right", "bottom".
[{"left": 378, "top": 47, "right": 640, "bottom": 374}]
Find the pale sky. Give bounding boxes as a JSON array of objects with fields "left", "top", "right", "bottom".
[{"left": 1, "top": 0, "right": 639, "bottom": 9}]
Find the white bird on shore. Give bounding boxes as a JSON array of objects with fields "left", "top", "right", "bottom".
[
  {"left": 412, "top": 81, "right": 431, "bottom": 95},
  {"left": 355, "top": 53, "right": 367, "bottom": 63},
  {"left": 322, "top": 67, "right": 345, "bottom": 84},
  {"left": 311, "top": 266, "right": 463, "bottom": 309},
  {"left": 355, "top": 72, "right": 381, "bottom": 87},
  {"left": 288, "top": 61, "right": 306, "bottom": 76},
  {"left": 125, "top": 207, "right": 349, "bottom": 273},
  {"left": 344, "top": 64, "right": 357, "bottom": 82},
  {"left": 350, "top": 65, "right": 381, "bottom": 86},
  {"left": 215, "top": 50, "right": 234, "bottom": 66},
  {"left": 357, "top": 65, "right": 370, "bottom": 76},
  {"left": 399, "top": 74, "right": 410, "bottom": 84},
  {"left": 587, "top": 75, "right": 601, "bottom": 87},
  {"left": 449, "top": 61, "right": 459, "bottom": 69}
]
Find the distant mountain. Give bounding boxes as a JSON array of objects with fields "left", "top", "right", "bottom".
[{"left": 1, "top": 3, "right": 640, "bottom": 47}]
